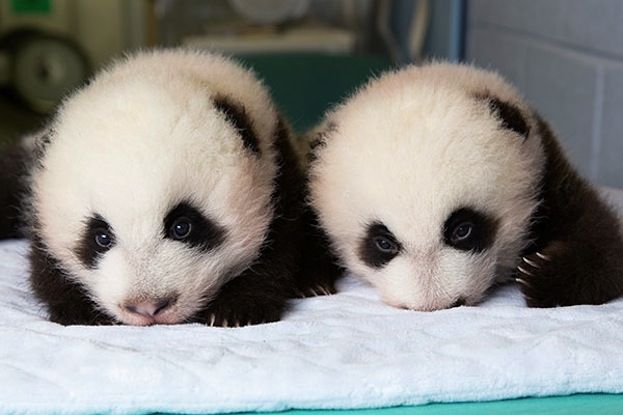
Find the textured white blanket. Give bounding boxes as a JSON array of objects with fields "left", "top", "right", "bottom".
[{"left": 2, "top": 190, "right": 623, "bottom": 414}]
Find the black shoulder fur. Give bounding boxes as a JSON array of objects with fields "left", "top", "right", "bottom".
[{"left": 193, "top": 119, "right": 344, "bottom": 325}]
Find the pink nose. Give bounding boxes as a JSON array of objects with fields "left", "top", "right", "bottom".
[{"left": 124, "top": 297, "right": 175, "bottom": 318}]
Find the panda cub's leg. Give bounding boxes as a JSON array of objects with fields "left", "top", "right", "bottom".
[
  {"left": 194, "top": 120, "right": 333, "bottom": 326},
  {"left": 517, "top": 120, "right": 623, "bottom": 307},
  {"left": 30, "top": 239, "right": 115, "bottom": 325},
  {"left": 0, "top": 140, "right": 31, "bottom": 239},
  {"left": 518, "top": 205, "right": 623, "bottom": 307},
  {"left": 292, "top": 207, "right": 344, "bottom": 297}
]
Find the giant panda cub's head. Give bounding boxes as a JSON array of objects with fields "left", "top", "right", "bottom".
[
  {"left": 309, "top": 63, "right": 546, "bottom": 311},
  {"left": 30, "top": 50, "right": 279, "bottom": 325}
]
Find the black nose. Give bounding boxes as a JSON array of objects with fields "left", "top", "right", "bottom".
[{"left": 124, "top": 295, "right": 177, "bottom": 317}]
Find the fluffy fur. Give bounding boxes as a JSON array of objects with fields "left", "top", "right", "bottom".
[
  {"left": 21, "top": 49, "right": 311, "bottom": 326},
  {"left": 307, "top": 63, "right": 623, "bottom": 310}
]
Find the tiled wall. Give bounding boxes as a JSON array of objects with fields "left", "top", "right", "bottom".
[{"left": 466, "top": 0, "right": 623, "bottom": 188}]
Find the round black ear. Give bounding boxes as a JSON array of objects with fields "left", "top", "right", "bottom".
[
  {"left": 483, "top": 96, "right": 530, "bottom": 139},
  {"left": 213, "top": 96, "right": 260, "bottom": 155}
]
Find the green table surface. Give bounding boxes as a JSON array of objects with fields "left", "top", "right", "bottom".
[{"left": 227, "top": 394, "right": 623, "bottom": 415}]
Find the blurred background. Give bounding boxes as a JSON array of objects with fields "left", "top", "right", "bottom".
[{"left": 0, "top": 0, "right": 621, "bottom": 187}]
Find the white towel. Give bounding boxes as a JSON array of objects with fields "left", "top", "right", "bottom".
[{"left": 1, "top": 189, "right": 623, "bottom": 414}]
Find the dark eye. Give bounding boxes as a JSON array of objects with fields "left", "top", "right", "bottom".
[
  {"left": 163, "top": 202, "right": 225, "bottom": 252},
  {"left": 169, "top": 217, "right": 192, "bottom": 240},
  {"left": 443, "top": 207, "right": 497, "bottom": 252},
  {"left": 374, "top": 236, "right": 399, "bottom": 254},
  {"left": 94, "top": 229, "right": 113, "bottom": 248},
  {"left": 358, "top": 222, "right": 402, "bottom": 268},
  {"left": 452, "top": 222, "right": 473, "bottom": 241},
  {"left": 77, "top": 215, "right": 116, "bottom": 269}
]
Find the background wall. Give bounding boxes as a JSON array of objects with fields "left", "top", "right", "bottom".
[{"left": 466, "top": 0, "right": 623, "bottom": 188}]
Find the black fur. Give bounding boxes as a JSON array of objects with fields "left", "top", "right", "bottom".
[
  {"left": 358, "top": 222, "right": 402, "bottom": 268},
  {"left": 163, "top": 202, "right": 225, "bottom": 253},
  {"left": 75, "top": 215, "right": 115, "bottom": 269},
  {"left": 517, "top": 117, "right": 623, "bottom": 307},
  {"left": 483, "top": 96, "right": 530, "bottom": 138},
  {"left": 30, "top": 236, "right": 114, "bottom": 325},
  {"left": 193, "top": 119, "right": 305, "bottom": 326},
  {"left": 0, "top": 140, "right": 30, "bottom": 239},
  {"left": 213, "top": 96, "right": 260, "bottom": 155},
  {"left": 293, "top": 206, "right": 344, "bottom": 297},
  {"left": 307, "top": 122, "right": 337, "bottom": 163},
  {"left": 442, "top": 207, "right": 497, "bottom": 253}
]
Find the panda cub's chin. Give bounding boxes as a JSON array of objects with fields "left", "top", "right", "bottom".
[{"left": 308, "top": 62, "right": 623, "bottom": 310}]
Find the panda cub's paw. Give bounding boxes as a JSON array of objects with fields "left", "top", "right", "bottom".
[
  {"left": 516, "top": 248, "right": 560, "bottom": 308},
  {"left": 516, "top": 240, "right": 599, "bottom": 307},
  {"left": 294, "top": 278, "right": 337, "bottom": 298},
  {"left": 201, "top": 302, "right": 284, "bottom": 327},
  {"left": 197, "top": 291, "right": 285, "bottom": 327}
]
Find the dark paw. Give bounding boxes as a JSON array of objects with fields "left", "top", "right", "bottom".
[
  {"left": 50, "top": 310, "right": 116, "bottom": 326},
  {"left": 516, "top": 248, "right": 560, "bottom": 307},
  {"left": 515, "top": 241, "right": 606, "bottom": 307},
  {"left": 198, "top": 296, "right": 284, "bottom": 327},
  {"left": 294, "top": 280, "right": 337, "bottom": 298}
]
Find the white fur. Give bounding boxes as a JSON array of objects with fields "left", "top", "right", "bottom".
[
  {"left": 29, "top": 49, "right": 280, "bottom": 325},
  {"left": 309, "top": 63, "right": 546, "bottom": 311}
]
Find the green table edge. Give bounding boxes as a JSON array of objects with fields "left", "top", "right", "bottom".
[{"left": 228, "top": 394, "right": 623, "bottom": 415}]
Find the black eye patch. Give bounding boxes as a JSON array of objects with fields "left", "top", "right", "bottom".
[
  {"left": 76, "top": 215, "right": 116, "bottom": 269},
  {"left": 163, "top": 202, "right": 225, "bottom": 252},
  {"left": 358, "top": 221, "right": 402, "bottom": 268},
  {"left": 443, "top": 207, "right": 497, "bottom": 253},
  {"left": 213, "top": 96, "right": 260, "bottom": 155}
]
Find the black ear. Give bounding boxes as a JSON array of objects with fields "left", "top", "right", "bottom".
[
  {"left": 484, "top": 96, "right": 530, "bottom": 139},
  {"left": 213, "top": 96, "right": 260, "bottom": 155}
]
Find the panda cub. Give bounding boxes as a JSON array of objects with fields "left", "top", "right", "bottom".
[
  {"left": 19, "top": 49, "right": 315, "bottom": 326},
  {"left": 307, "top": 63, "right": 623, "bottom": 310}
]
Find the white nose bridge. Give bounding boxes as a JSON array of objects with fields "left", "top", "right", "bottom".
[
  {"left": 120, "top": 241, "right": 163, "bottom": 292},
  {"left": 406, "top": 245, "right": 439, "bottom": 284},
  {"left": 406, "top": 242, "right": 459, "bottom": 303}
]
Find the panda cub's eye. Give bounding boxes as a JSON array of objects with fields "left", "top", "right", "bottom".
[
  {"left": 94, "top": 229, "right": 113, "bottom": 249},
  {"left": 443, "top": 207, "right": 497, "bottom": 253},
  {"left": 451, "top": 222, "right": 473, "bottom": 242},
  {"left": 373, "top": 236, "right": 399, "bottom": 254},
  {"left": 169, "top": 217, "right": 192, "bottom": 240},
  {"left": 163, "top": 202, "right": 226, "bottom": 252},
  {"left": 76, "top": 215, "right": 116, "bottom": 269},
  {"left": 358, "top": 222, "right": 402, "bottom": 268}
]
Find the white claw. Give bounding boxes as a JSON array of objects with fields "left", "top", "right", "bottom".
[
  {"left": 522, "top": 257, "right": 540, "bottom": 268},
  {"left": 234, "top": 321, "right": 240, "bottom": 328},
  {"left": 317, "top": 286, "right": 330, "bottom": 296},
  {"left": 209, "top": 314, "right": 216, "bottom": 326},
  {"left": 222, "top": 319, "right": 228, "bottom": 328},
  {"left": 517, "top": 265, "right": 534, "bottom": 277},
  {"left": 536, "top": 252, "right": 551, "bottom": 261},
  {"left": 515, "top": 278, "right": 531, "bottom": 287},
  {"left": 309, "top": 288, "right": 319, "bottom": 297}
]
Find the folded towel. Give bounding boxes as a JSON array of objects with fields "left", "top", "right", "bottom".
[{"left": 1, "top": 189, "right": 623, "bottom": 414}]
